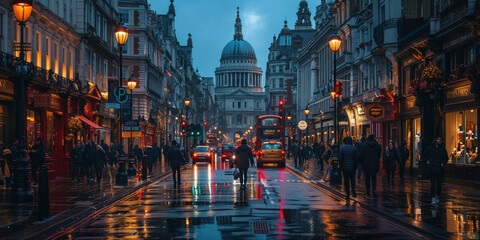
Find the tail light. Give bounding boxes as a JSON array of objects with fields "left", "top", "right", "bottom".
[
  {"left": 193, "top": 153, "right": 198, "bottom": 158},
  {"left": 259, "top": 150, "right": 263, "bottom": 155},
  {"left": 281, "top": 150, "right": 285, "bottom": 155},
  {"left": 207, "top": 153, "right": 211, "bottom": 157}
]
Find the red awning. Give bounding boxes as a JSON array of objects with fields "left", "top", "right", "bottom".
[{"left": 76, "top": 116, "right": 110, "bottom": 131}]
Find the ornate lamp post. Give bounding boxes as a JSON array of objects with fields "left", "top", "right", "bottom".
[
  {"left": 328, "top": 31, "right": 342, "bottom": 152},
  {"left": 319, "top": 110, "right": 324, "bottom": 142},
  {"left": 304, "top": 106, "right": 310, "bottom": 144},
  {"left": 12, "top": 0, "right": 33, "bottom": 201},
  {"left": 183, "top": 98, "right": 191, "bottom": 149},
  {"left": 127, "top": 77, "right": 136, "bottom": 153},
  {"left": 115, "top": 24, "right": 128, "bottom": 186}
]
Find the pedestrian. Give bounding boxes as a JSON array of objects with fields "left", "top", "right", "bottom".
[
  {"left": 291, "top": 141, "right": 299, "bottom": 167},
  {"left": 422, "top": 137, "right": 448, "bottom": 205},
  {"left": 234, "top": 139, "right": 255, "bottom": 190},
  {"left": 382, "top": 140, "right": 400, "bottom": 185},
  {"left": 359, "top": 134, "right": 382, "bottom": 198},
  {"left": 2, "top": 148, "right": 13, "bottom": 188},
  {"left": 355, "top": 136, "right": 366, "bottom": 180},
  {"left": 317, "top": 140, "right": 326, "bottom": 171},
  {"left": 339, "top": 136, "right": 358, "bottom": 199},
  {"left": 163, "top": 143, "right": 171, "bottom": 165},
  {"left": 133, "top": 144, "right": 143, "bottom": 165},
  {"left": 152, "top": 143, "right": 160, "bottom": 163},
  {"left": 298, "top": 144, "right": 305, "bottom": 167},
  {"left": 83, "top": 140, "right": 96, "bottom": 183},
  {"left": 29, "top": 137, "right": 45, "bottom": 186},
  {"left": 109, "top": 142, "right": 118, "bottom": 167},
  {"left": 10, "top": 139, "right": 18, "bottom": 162},
  {"left": 100, "top": 139, "right": 110, "bottom": 165},
  {"left": 167, "top": 140, "right": 186, "bottom": 188},
  {"left": 144, "top": 146, "right": 155, "bottom": 174},
  {"left": 94, "top": 145, "right": 106, "bottom": 183},
  {"left": 399, "top": 140, "right": 409, "bottom": 181},
  {"left": 70, "top": 140, "right": 84, "bottom": 182}
]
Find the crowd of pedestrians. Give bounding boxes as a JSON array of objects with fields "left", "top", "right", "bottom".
[{"left": 289, "top": 134, "right": 449, "bottom": 205}]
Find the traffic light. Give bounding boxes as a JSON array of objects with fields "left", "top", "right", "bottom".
[
  {"left": 331, "top": 81, "right": 343, "bottom": 99},
  {"left": 181, "top": 121, "right": 187, "bottom": 134},
  {"left": 188, "top": 124, "right": 193, "bottom": 136},
  {"left": 204, "top": 121, "right": 207, "bottom": 126},
  {"left": 278, "top": 99, "right": 285, "bottom": 116},
  {"left": 196, "top": 124, "right": 202, "bottom": 136}
]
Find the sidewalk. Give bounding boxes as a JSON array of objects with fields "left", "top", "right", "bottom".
[
  {"left": 0, "top": 159, "right": 171, "bottom": 239},
  {"left": 287, "top": 157, "right": 480, "bottom": 239}
]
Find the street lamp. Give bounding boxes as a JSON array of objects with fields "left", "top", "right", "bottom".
[
  {"left": 184, "top": 98, "right": 191, "bottom": 107},
  {"left": 329, "top": 31, "right": 342, "bottom": 152},
  {"left": 304, "top": 106, "right": 310, "bottom": 144},
  {"left": 127, "top": 77, "right": 136, "bottom": 153},
  {"left": 319, "top": 110, "right": 324, "bottom": 142},
  {"left": 12, "top": 0, "right": 33, "bottom": 201},
  {"left": 115, "top": 24, "right": 129, "bottom": 186},
  {"left": 183, "top": 98, "right": 191, "bottom": 149}
]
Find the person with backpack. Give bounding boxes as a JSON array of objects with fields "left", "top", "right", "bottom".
[
  {"left": 167, "top": 140, "right": 186, "bottom": 189},
  {"left": 422, "top": 137, "right": 448, "bottom": 205},
  {"left": 359, "top": 134, "right": 382, "bottom": 198},
  {"left": 234, "top": 139, "right": 255, "bottom": 190}
]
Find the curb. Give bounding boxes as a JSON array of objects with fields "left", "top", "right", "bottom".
[
  {"left": 7, "top": 170, "right": 172, "bottom": 240},
  {"left": 286, "top": 164, "right": 450, "bottom": 240}
]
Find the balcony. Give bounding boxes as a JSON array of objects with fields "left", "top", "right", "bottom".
[
  {"left": 336, "top": 52, "right": 352, "bottom": 67},
  {"left": 397, "top": 18, "right": 430, "bottom": 49},
  {"left": 374, "top": 18, "right": 400, "bottom": 46},
  {"left": 0, "top": 51, "right": 81, "bottom": 93},
  {"left": 440, "top": 0, "right": 472, "bottom": 29}
]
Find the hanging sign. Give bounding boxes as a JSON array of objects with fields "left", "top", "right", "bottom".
[{"left": 366, "top": 104, "right": 385, "bottom": 120}]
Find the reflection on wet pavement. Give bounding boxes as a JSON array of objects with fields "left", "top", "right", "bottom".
[
  {"left": 288, "top": 157, "right": 480, "bottom": 240},
  {"left": 61, "top": 155, "right": 425, "bottom": 239}
]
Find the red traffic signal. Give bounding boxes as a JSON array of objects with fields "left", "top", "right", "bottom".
[
  {"left": 279, "top": 100, "right": 284, "bottom": 106},
  {"left": 204, "top": 121, "right": 207, "bottom": 126},
  {"left": 181, "top": 120, "right": 187, "bottom": 126}
]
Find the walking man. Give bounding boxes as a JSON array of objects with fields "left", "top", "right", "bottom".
[
  {"left": 339, "top": 136, "right": 358, "bottom": 200},
  {"left": 422, "top": 137, "right": 448, "bottom": 205},
  {"left": 291, "top": 141, "right": 299, "bottom": 167},
  {"left": 167, "top": 140, "right": 186, "bottom": 189},
  {"left": 70, "top": 140, "right": 84, "bottom": 182},
  {"left": 94, "top": 145, "right": 107, "bottom": 183},
  {"left": 234, "top": 139, "right": 255, "bottom": 190},
  {"left": 399, "top": 140, "right": 409, "bottom": 181},
  {"left": 383, "top": 140, "right": 400, "bottom": 185},
  {"left": 83, "top": 140, "right": 96, "bottom": 183},
  {"left": 29, "top": 137, "right": 45, "bottom": 186},
  {"left": 355, "top": 136, "right": 366, "bottom": 179},
  {"left": 359, "top": 134, "right": 381, "bottom": 198}
]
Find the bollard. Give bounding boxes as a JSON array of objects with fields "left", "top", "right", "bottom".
[
  {"left": 127, "top": 154, "right": 136, "bottom": 177},
  {"left": 38, "top": 164, "right": 49, "bottom": 220},
  {"left": 329, "top": 153, "right": 342, "bottom": 186},
  {"left": 115, "top": 154, "right": 128, "bottom": 186},
  {"left": 141, "top": 154, "right": 147, "bottom": 181}
]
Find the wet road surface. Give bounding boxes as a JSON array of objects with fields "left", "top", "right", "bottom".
[{"left": 52, "top": 155, "right": 433, "bottom": 239}]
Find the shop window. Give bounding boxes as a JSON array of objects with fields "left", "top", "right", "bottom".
[
  {"left": 46, "top": 111, "right": 53, "bottom": 156},
  {"left": 446, "top": 110, "right": 478, "bottom": 164}
]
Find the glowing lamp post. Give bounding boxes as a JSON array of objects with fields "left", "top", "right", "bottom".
[
  {"left": 304, "top": 106, "right": 310, "bottom": 144},
  {"left": 329, "top": 32, "right": 342, "bottom": 152}
]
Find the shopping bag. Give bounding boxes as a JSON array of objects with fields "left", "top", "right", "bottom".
[{"left": 233, "top": 169, "right": 240, "bottom": 180}]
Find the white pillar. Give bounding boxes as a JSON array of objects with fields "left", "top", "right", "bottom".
[{"left": 310, "top": 58, "right": 318, "bottom": 102}]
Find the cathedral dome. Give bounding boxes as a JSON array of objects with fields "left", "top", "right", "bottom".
[{"left": 220, "top": 40, "right": 257, "bottom": 62}]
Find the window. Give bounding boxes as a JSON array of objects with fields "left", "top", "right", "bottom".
[
  {"left": 122, "top": 41, "right": 127, "bottom": 54},
  {"left": 272, "top": 79, "right": 276, "bottom": 88},
  {"left": 238, "top": 102, "right": 241, "bottom": 108},
  {"left": 35, "top": 32, "right": 41, "bottom": 67},
  {"left": 279, "top": 79, "right": 284, "bottom": 88},
  {"left": 232, "top": 101, "right": 235, "bottom": 109},
  {"left": 120, "top": 10, "right": 129, "bottom": 24},
  {"left": 62, "top": 47, "right": 66, "bottom": 77},
  {"left": 69, "top": 49, "right": 73, "bottom": 79},
  {"left": 236, "top": 114, "right": 242, "bottom": 125},
  {"left": 465, "top": 46, "right": 474, "bottom": 65},
  {"left": 45, "top": 37, "right": 50, "bottom": 70},
  {"left": 256, "top": 101, "right": 259, "bottom": 109},
  {"left": 103, "top": 19, "right": 107, "bottom": 42},
  {"left": 96, "top": 14, "right": 101, "bottom": 36},
  {"left": 244, "top": 102, "right": 247, "bottom": 108}
]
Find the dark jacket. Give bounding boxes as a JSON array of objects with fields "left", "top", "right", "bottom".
[
  {"left": 94, "top": 148, "right": 106, "bottom": 169},
  {"left": 100, "top": 143, "right": 109, "bottom": 157},
  {"left": 399, "top": 146, "right": 409, "bottom": 165},
  {"left": 422, "top": 143, "right": 448, "bottom": 174},
  {"left": 167, "top": 146, "right": 185, "bottom": 169},
  {"left": 152, "top": 145, "right": 160, "bottom": 160},
  {"left": 360, "top": 140, "right": 382, "bottom": 173},
  {"left": 30, "top": 143, "right": 45, "bottom": 167},
  {"left": 144, "top": 147, "right": 155, "bottom": 164},
  {"left": 83, "top": 143, "right": 96, "bottom": 165},
  {"left": 235, "top": 144, "right": 254, "bottom": 169},
  {"left": 70, "top": 145, "right": 84, "bottom": 164},
  {"left": 382, "top": 147, "right": 400, "bottom": 171},
  {"left": 133, "top": 146, "right": 143, "bottom": 162},
  {"left": 339, "top": 144, "right": 358, "bottom": 172},
  {"left": 317, "top": 144, "right": 326, "bottom": 160}
]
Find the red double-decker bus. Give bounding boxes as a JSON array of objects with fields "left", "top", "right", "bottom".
[{"left": 255, "top": 115, "right": 284, "bottom": 151}]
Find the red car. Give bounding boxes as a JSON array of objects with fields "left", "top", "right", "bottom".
[
  {"left": 192, "top": 146, "right": 214, "bottom": 164},
  {"left": 221, "top": 143, "right": 235, "bottom": 161}
]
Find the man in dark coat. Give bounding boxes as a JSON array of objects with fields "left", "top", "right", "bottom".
[
  {"left": 339, "top": 136, "right": 358, "bottom": 199},
  {"left": 359, "top": 134, "right": 382, "bottom": 198},
  {"left": 382, "top": 140, "right": 401, "bottom": 185},
  {"left": 100, "top": 140, "right": 110, "bottom": 165},
  {"left": 234, "top": 139, "right": 255, "bottom": 190},
  {"left": 355, "top": 136, "right": 366, "bottom": 179},
  {"left": 83, "top": 140, "right": 96, "bottom": 183},
  {"left": 163, "top": 143, "right": 171, "bottom": 165},
  {"left": 29, "top": 137, "right": 45, "bottom": 186},
  {"left": 422, "top": 137, "right": 448, "bottom": 205},
  {"left": 317, "top": 141, "right": 326, "bottom": 171},
  {"left": 152, "top": 143, "right": 160, "bottom": 163},
  {"left": 167, "top": 140, "right": 186, "bottom": 188},
  {"left": 144, "top": 146, "right": 155, "bottom": 174},
  {"left": 133, "top": 145, "right": 143, "bottom": 164},
  {"left": 291, "top": 141, "right": 299, "bottom": 167},
  {"left": 94, "top": 145, "right": 107, "bottom": 183},
  {"left": 70, "top": 140, "right": 84, "bottom": 182}
]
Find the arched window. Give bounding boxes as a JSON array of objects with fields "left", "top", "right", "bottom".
[{"left": 236, "top": 114, "right": 242, "bottom": 125}]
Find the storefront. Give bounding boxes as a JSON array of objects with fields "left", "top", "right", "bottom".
[
  {"left": 0, "top": 78, "right": 15, "bottom": 148},
  {"left": 444, "top": 82, "right": 479, "bottom": 165}
]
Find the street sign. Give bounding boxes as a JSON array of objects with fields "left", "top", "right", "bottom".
[
  {"left": 298, "top": 120, "right": 307, "bottom": 130},
  {"left": 122, "top": 131, "right": 141, "bottom": 138},
  {"left": 114, "top": 87, "right": 128, "bottom": 104},
  {"left": 105, "top": 103, "right": 120, "bottom": 109},
  {"left": 124, "top": 120, "right": 139, "bottom": 126},
  {"left": 122, "top": 125, "right": 142, "bottom": 131}
]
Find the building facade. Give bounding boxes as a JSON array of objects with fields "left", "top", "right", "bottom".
[{"left": 215, "top": 8, "right": 266, "bottom": 142}]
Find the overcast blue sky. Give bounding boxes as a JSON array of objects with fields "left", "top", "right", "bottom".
[{"left": 151, "top": 0, "right": 316, "bottom": 81}]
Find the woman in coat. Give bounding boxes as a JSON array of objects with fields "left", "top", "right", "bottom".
[
  {"left": 94, "top": 145, "right": 107, "bottom": 183},
  {"left": 382, "top": 140, "right": 400, "bottom": 185}
]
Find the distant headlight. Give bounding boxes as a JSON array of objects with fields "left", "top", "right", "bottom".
[{"left": 232, "top": 155, "right": 236, "bottom": 159}]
